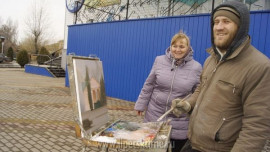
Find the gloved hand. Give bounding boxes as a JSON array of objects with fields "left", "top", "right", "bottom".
[{"left": 171, "top": 98, "right": 191, "bottom": 117}]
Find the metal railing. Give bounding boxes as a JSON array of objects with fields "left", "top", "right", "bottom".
[{"left": 30, "top": 54, "right": 53, "bottom": 67}]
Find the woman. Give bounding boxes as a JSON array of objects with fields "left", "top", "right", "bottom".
[{"left": 134, "top": 31, "right": 202, "bottom": 152}]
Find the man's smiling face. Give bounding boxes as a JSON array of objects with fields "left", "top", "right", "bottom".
[{"left": 213, "top": 16, "right": 238, "bottom": 52}]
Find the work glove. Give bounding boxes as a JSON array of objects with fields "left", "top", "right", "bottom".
[{"left": 171, "top": 98, "right": 191, "bottom": 117}]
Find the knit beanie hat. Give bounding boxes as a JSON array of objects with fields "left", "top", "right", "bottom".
[
  {"left": 213, "top": 7, "right": 240, "bottom": 25},
  {"left": 211, "top": 1, "right": 250, "bottom": 61}
]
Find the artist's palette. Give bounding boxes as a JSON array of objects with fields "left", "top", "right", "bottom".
[{"left": 91, "top": 121, "right": 163, "bottom": 146}]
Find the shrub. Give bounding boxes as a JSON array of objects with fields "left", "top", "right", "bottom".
[
  {"left": 16, "top": 50, "right": 29, "bottom": 68},
  {"left": 36, "top": 47, "right": 50, "bottom": 65},
  {"left": 7, "top": 47, "right": 14, "bottom": 61}
]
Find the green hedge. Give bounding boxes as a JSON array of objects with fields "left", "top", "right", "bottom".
[
  {"left": 16, "top": 50, "right": 29, "bottom": 68},
  {"left": 36, "top": 47, "right": 50, "bottom": 65}
]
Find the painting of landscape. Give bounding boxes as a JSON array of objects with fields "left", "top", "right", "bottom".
[{"left": 71, "top": 57, "right": 108, "bottom": 137}]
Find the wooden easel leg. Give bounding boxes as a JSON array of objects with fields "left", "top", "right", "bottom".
[
  {"left": 168, "top": 142, "right": 172, "bottom": 152},
  {"left": 75, "top": 124, "right": 82, "bottom": 138}
]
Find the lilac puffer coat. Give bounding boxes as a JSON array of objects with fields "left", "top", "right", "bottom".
[{"left": 134, "top": 47, "right": 202, "bottom": 140}]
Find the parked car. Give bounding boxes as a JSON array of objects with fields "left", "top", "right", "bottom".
[{"left": 0, "top": 53, "right": 10, "bottom": 63}]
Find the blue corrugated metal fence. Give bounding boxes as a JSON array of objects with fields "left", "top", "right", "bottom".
[{"left": 66, "top": 11, "right": 270, "bottom": 102}]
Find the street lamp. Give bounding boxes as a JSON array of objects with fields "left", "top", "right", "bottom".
[{"left": 0, "top": 36, "right": 5, "bottom": 54}]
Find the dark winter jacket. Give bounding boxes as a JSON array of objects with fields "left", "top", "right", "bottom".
[
  {"left": 134, "top": 47, "right": 202, "bottom": 140},
  {"left": 186, "top": 1, "right": 270, "bottom": 151}
]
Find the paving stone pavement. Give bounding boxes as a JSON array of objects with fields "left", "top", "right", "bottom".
[
  {"left": 0, "top": 68, "right": 143, "bottom": 152},
  {"left": 0, "top": 68, "right": 269, "bottom": 152}
]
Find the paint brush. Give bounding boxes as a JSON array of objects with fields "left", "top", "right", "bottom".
[
  {"left": 156, "top": 94, "right": 191, "bottom": 122},
  {"left": 156, "top": 108, "right": 173, "bottom": 122}
]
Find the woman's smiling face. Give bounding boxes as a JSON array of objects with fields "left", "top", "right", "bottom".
[{"left": 171, "top": 38, "right": 189, "bottom": 59}]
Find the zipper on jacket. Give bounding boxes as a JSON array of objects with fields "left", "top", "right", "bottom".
[
  {"left": 165, "top": 66, "right": 178, "bottom": 120},
  {"left": 202, "top": 62, "right": 220, "bottom": 88},
  {"left": 190, "top": 60, "right": 223, "bottom": 141},
  {"left": 213, "top": 60, "right": 222, "bottom": 74},
  {"left": 213, "top": 67, "right": 217, "bottom": 73},
  {"left": 219, "top": 80, "right": 236, "bottom": 94}
]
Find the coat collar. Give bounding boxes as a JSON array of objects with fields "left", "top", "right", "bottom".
[
  {"left": 165, "top": 47, "right": 194, "bottom": 63},
  {"left": 207, "top": 36, "right": 250, "bottom": 61}
]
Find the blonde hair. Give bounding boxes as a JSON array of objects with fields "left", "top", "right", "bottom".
[{"left": 170, "top": 31, "right": 190, "bottom": 47}]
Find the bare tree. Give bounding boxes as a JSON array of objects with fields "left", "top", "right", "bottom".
[
  {"left": 19, "top": 37, "right": 36, "bottom": 54},
  {"left": 25, "top": 0, "right": 50, "bottom": 54},
  {"left": 0, "top": 18, "right": 18, "bottom": 54}
]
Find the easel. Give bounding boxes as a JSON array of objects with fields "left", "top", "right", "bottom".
[{"left": 67, "top": 55, "right": 172, "bottom": 152}]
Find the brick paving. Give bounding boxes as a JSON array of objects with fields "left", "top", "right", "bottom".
[
  {"left": 0, "top": 68, "right": 142, "bottom": 152},
  {"left": 0, "top": 68, "right": 268, "bottom": 152}
]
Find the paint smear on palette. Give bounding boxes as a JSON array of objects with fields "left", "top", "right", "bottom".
[{"left": 91, "top": 121, "right": 163, "bottom": 146}]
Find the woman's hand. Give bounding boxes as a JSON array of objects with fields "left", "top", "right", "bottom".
[{"left": 136, "top": 110, "right": 143, "bottom": 116}]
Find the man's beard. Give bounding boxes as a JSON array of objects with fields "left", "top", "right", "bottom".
[
  {"left": 214, "top": 37, "right": 234, "bottom": 50},
  {"left": 214, "top": 31, "right": 237, "bottom": 51}
]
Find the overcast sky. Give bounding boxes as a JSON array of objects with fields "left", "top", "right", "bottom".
[{"left": 0, "top": 0, "right": 65, "bottom": 43}]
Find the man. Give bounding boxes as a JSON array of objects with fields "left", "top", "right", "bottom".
[{"left": 171, "top": 1, "right": 270, "bottom": 152}]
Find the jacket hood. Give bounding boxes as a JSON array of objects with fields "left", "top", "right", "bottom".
[
  {"left": 166, "top": 47, "right": 194, "bottom": 71},
  {"left": 165, "top": 47, "right": 194, "bottom": 63},
  {"left": 211, "top": 1, "right": 250, "bottom": 61}
]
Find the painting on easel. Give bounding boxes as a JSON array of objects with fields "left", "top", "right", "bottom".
[
  {"left": 73, "top": 58, "right": 106, "bottom": 112},
  {"left": 68, "top": 56, "right": 109, "bottom": 137}
]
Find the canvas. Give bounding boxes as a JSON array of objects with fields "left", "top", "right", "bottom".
[{"left": 67, "top": 56, "right": 109, "bottom": 137}]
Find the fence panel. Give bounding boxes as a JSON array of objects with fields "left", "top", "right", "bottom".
[{"left": 66, "top": 11, "right": 270, "bottom": 102}]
